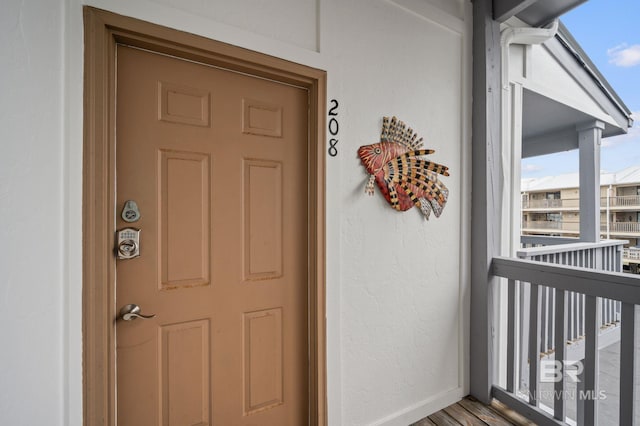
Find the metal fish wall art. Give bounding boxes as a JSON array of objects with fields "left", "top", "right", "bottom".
[{"left": 357, "top": 116, "right": 450, "bottom": 220}]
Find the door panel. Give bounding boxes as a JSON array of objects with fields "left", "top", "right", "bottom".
[
  {"left": 243, "top": 159, "right": 283, "bottom": 280},
  {"left": 158, "top": 150, "right": 210, "bottom": 289},
  {"left": 160, "top": 320, "right": 210, "bottom": 426},
  {"left": 115, "top": 45, "right": 309, "bottom": 426}
]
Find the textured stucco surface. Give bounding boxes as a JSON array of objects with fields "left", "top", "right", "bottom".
[
  {"left": 0, "top": 1, "right": 65, "bottom": 424},
  {"left": 0, "top": 0, "right": 471, "bottom": 424}
]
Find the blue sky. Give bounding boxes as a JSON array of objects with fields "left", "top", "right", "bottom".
[{"left": 521, "top": 0, "right": 640, "bottom": 178}]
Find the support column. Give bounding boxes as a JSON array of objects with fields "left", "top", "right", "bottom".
[
  {"left": 578, "top": 121, "right": 604, "bottom": 243},
  {"left": 470, "top": 0, "right": 502, "bottom": 404}
]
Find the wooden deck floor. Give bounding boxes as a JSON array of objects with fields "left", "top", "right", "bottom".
[{"left": 410, "top": 396, "right": 535, "bottom": 426}]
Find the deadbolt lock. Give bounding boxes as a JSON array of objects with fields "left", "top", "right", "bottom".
[
  {"left": 121, "top": 200, "right": 141, "bottom": 223},
  {"left": 116, "top": 228, "right": 140, "bottom": 260}
]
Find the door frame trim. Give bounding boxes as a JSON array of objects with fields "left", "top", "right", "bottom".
[{"left": 82, "top": 7, "right": 327, "bottom": 425}]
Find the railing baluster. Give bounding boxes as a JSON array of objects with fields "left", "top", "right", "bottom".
[
  {"left": 541, "top": 286, "right": 548, "bottom": 353},
  {"left": 569, "top": 292, "right": 576, "bottom": 341},
  {"left": 550, "top": 288, "right": 555, "bottom": 354},
  {"left": 520, "top": 282, "right": 531, "bottom": 394},
  {"left": 609, "top": 246, "right": 613, "bottom": 270},
  {"left": 620, "top": 303, "right": 636, "bottom": 425},
  {"left": 575, "top": 292, "right": 580, "bottom": 340},
  {"left": 609, "top": 299, "right": 614, "bottom": 324},
  {"left": 580, "top": 294, "right": 585, "bottom": 338},
  {"left": 507, "top": 279, "right": 517, "bottom": 393},
  {"left": 582, "top": 295, "right": 600, "bottom": 426},
  {"left": 611, "top": 299, "right": 619, "bottom": 324},
  {"left": 554, "top": 289, "right": 567, "bottom": 421},
  {"left": 529, "top": 283, "right": 541, "bottom": 406},
  {"left": 547, "top": 286, "right": 552, "bottom": 353}
]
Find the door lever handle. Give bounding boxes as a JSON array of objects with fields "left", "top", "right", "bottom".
[{"left": 119, "top": 304, "right": 156, "bottom": 321}]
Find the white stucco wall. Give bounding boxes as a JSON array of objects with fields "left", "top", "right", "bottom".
[
  {"left": 0, "top": 1, "right": 66, "bottom": 424},
  {"left": 0, "top": 0, "right": 471, "bottom": 425}
]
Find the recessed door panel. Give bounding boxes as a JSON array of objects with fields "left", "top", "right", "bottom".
[
  {"left": 158, "top": 150, "right": 210, "bottom": 289},
  {"left": 243, "top": 160, "right": 283, "bottom": 280},
  {"left": 242, "top": 98, "right": 283, "bottom": 137},
  {"left": 243, "top": 308, "right": 284, "bottom": 414},
  {"left": 159, "top": 81, "right": 210, "bottom": 127},
  {"left": 160, "top": 320, "right": 210, "bottom": 426}
]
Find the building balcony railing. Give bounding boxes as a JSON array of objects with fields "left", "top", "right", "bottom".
[
  {"left": 623, "top": 246, "right": 640, "bottom": 263},
  {"left": 601, "top": 221, "right": 640, "bottom": 234},
  {"left": 524, "top": 221, "right": 640, "bottom": 235},
  {"left": 516, "top": 240, "right": 624, "bottom": 352},
  {"left": 522, "top": 198, "right": 578, "bottom": 209},
  {"left": 601, "top": 194, "right": 640, "bottom": 208},
  {"left": 522, "top": 195, "right": 640, "bottom": 210},
  {"left": 522, "top": 220, "right": 579, "bottom": 232},
  {"left": 490, "top": 238, "right": 635, "bottom": 425}
]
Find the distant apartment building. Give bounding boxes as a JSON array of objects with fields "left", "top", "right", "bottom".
[{"left": 522, "top": 165, "right": 640, "bottom": 273}]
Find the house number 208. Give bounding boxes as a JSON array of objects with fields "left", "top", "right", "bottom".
[{"left": 328, "top": 99, "right": 339, "bottom": 157}]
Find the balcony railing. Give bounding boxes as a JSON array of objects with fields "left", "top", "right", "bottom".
[
  {"left": 601, "top": 221, "right": 640, "bottom": 234},
  {"left": 522, "top": 195, "right": 640, "bottom": 210},
  {"left": 601, "top": 195, "right": 640, "bottom": 208},
  {"left": 489, "top": 239, "right": 634, "bottom": 425},
  {"left": 523, "top": 199, "right": 579, "bottom": 209},
  {"left": 624, "top": 246, "right": 640, "bottom": 262},
  {"left": 524, "top": 221, "right": 640, "bottom": 235},
  {"left": 516, "top": 239, "right": 623, "bottom": 351},
  {"left": 522, "top": 221, "right": 579, "bottom": 232}
]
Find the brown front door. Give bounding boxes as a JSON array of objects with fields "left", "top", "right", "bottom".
[{"left": 115, "top": 45, "right": 309, "bottom": 425}]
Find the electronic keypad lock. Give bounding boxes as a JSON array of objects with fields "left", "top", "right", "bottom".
[{"left": 116, "top": 228, "right": 140, "bottom": 260}]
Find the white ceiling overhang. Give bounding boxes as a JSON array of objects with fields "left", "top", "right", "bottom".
[
  {"left": 494, "top": 0, "right": 588, "bottom": 25},
  {"left": 520, "top": 22, "right": 633, "bottom": 158},
  {"left": 495, "top": 1, "right": 633, "bottom": 158}
]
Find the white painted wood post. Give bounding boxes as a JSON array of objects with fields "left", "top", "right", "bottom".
[{"left": 578, "top": 121, "right": 604, "bottom": 243}]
